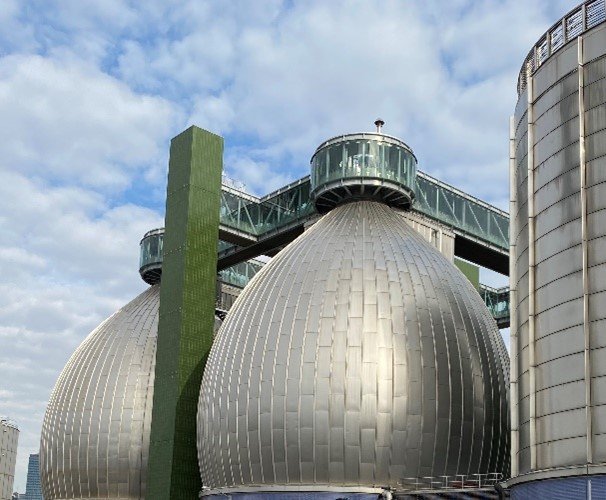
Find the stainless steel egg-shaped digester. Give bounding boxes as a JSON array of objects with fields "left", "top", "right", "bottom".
[{"left": 197, "top": 200, "right": 509, "bottom": 491}]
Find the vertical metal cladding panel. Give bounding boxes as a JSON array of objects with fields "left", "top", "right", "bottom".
[
  {"left": 40, "top": 286, "right": 159, "bottom": 500},
  {"left": 585, "top": 23, "right": 606, "bottom": 465},
  {"left": 513, "top": 20, "right": 606, "bottom": 476},
  {"left": 198, "top": 201, "right": 510, "bottom": 490},
  {"left": 513, "top": 85, "right": 531, "bottom": 473}
]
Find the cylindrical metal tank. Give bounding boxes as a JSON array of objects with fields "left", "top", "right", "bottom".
[
  {"left": 0, "top": 417, "right": 19, "bottom": 500},
  {"left": 197, "top": 131, "right": 510, "bottom": 497},
  {"left": 510, "top": 1, "right": 606, "bottom": 496}
]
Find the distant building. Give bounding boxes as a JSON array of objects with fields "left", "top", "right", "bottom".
[
  {"left": 21, "top": 455, "right": 42, "bottom": 500},
  {"left": 0, "top": 417, "right": 18, "bottom": 500}
]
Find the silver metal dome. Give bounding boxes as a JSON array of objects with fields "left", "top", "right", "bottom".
[
  {"left": 40, "top": 285, "right": 159, "bottom": 499},
  {"left": 40, "top": 284, "right": 224, "bottom": 499},
  {"left": 197, "top": 201, "right": 509, "bottom": 493}
]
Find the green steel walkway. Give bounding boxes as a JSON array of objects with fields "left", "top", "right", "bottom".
[
  {"left": 479, "top": 284, "right": 510, "bottom": 329},
  {"left": 142, "top": 170, "right": 512, "bottom": 327},
  {"left": 215, "top": 171, "right": 511, "bottom": 327},
  {"left": 217, "top": 171, "right": 509, "bottom": 274}
]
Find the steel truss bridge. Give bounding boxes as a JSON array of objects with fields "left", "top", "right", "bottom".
[
  {"left": 216, "top": 171, "right": 511, "bottom": 328},
  {"left": 141, "top": 170, "right": 511, "bottom": 328}
]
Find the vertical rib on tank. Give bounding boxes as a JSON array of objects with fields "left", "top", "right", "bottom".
[
  {"left": 197, "top": 129, "right": 509, "bottom": 492},
  {"left": 511, "top": 1, "right": 606, "bottom": 485}
]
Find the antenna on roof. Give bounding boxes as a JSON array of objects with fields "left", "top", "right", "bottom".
[{"left": 374, "top": 118, "right": 385, "bottom": 133}]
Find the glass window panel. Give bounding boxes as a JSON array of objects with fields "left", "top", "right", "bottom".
[
  {"left": 366, "top": 140, "right": 379, "bottom": 177},
  {"left": 344, "top": 140, "right": 361, "bottom": 177},
  {"left": 149, "top": 236, "right": 158, "bottom": 257},
  {"left": 328, "top": 143, "right": 342, "bottom": 184},
  {"left": 439, "top": 190, "right": 456, "bottom": 223}
]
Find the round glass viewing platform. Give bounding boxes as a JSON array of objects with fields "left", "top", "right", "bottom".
[
  {"left": 139, "top": 228, "right": 164, "bottom": 285},
  {"left": 310, "top": 132, "right": 417, "bottom": 213}
]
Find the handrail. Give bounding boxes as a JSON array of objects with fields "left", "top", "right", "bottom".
[{"left": 517, "top": 0, "right": 606, "bottom": 95}]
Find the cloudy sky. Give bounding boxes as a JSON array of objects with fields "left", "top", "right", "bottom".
[{"left": 0, "top": 0, "right": 575, "bottom": 492}]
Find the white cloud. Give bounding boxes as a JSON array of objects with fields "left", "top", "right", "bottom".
[
  {"left": 0, "top": 54, "right": 177, "bottom": 189},
  {"left": 224, "top": 154, "right": 292, "bottom": 196},
  {"left": 0, "top": 170, "right": 161, "bottom": 492},
  {"left": 189, "top": 92, "right": 236, "bottom": 136},
  {"left": 104, "top": 1, "right": 572, "bottom": 206},
  {"left": 0, "top": 0, "right": 577, "bottom": 491},
  {"left": 0, "top": 50, "right": 169, "bottom": 492}
]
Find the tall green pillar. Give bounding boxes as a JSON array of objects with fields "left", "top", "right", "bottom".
[{"left": 147, "top": 126, "right": 223, "bottom": 499}]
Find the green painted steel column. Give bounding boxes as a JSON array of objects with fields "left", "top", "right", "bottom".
[
  {"left": 147, "top": 126, "right": 223, "bottom": 499},
  {"left": 454, "top": 257, "right": 480, "bottom": 290}
]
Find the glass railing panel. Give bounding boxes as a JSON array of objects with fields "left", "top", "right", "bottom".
[
  {"left": 220, "top": 189, "right": 264, "bottom": 235},
  {"left": 479, "top": 284, "right": 510, "bottom": 321},
  {"left": 219, "top": 258, "right": 266, "bottom": 288},
  {"left": 310, "top": 137, "right": 417, "bottom": 194},
  {"left": 139, "top": 232, "right": 163, "bottom": 268},
  {"left": 219, "top": 170, "right": 509, "bottom": 252},
  {"left": 256, "top": 181, "right": 315, "bottom": 233}
]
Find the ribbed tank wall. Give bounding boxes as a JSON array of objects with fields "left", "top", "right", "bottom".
[{"left": 512, "top": 21, "right": 606, "bottom": 477}]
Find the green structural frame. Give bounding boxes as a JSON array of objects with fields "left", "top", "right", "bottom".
[
  {"left": 147, "top": 126, "right": 223, "bottom": 499},
  {"left": 218, "top": 172, "right": 509, "bottom": 254},
  {"left": 454, "top": 257, "right": 480, "bottom": 290}
]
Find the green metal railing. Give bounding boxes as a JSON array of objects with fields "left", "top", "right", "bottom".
[
  {"left": 219, "top": 171, "right": 510, "bottom": 252},
  {"left": 415, "top": 172, "right": 509, "bottom": 250},
  {"left": 220, "top": 177, "right": 314, "bottom": 237},
  {"left": 144, "top": 168, "right": 512, "bottom": 324},
  {"left": 218, "top": 258, "right": 265, "bottom": 288},
  {"left": 480, "top": 284, "right": 510, "bottom": 328}
]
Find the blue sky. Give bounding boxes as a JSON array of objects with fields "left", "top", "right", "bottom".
[{"left": 0, "top": 0, "right": 575, "bottom": 492}]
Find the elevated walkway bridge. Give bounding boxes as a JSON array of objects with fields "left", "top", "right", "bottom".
[
  {"left": 217, "top": 171, "right": 509, "bottom": 274},
  {"left": 141, "top": 170, "right": 511, "bottom": 328}
]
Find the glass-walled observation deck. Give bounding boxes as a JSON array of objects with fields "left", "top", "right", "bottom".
[
  {"left": 139, "top": 228, "right": 163, "bottom": 284},
  {"left": 310, "top": 133, "right": 417, "bottom": 213}
]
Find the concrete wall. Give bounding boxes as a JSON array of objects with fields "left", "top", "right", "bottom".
[{"left": 0, "top": 419, "right": 19, "bottom": 500}]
